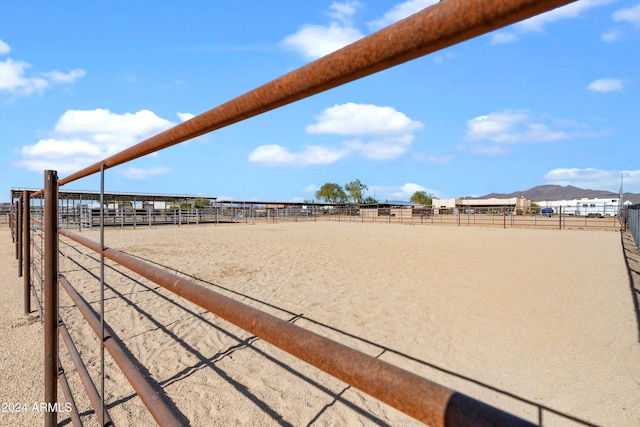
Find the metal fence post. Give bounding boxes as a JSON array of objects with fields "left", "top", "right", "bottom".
[
  {"left": 44, "top": 170, "right": 59, "bottom": 427},
  {"left": 17, "top": 196, "right": 23, "bottom": 273},
  {"left": 559, "top": 206, "right": 562, "bottom": 230},
  {"left": 23, "top": 190, "right": 31, "bottom": 314}
]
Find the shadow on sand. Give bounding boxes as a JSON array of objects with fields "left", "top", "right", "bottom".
[{"left": 621, "top": 230, "right": 640, "bottom": 342}]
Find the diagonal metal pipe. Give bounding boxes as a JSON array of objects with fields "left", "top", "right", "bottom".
[
  {"left": 57, "top": 0, "right": 574, "bottom": 187},
  {"left": 59, "top": 318, "right": 114, "bottom": 427}
]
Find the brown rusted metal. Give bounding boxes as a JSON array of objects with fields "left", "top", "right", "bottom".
[
  {"left": 58, "top": 359, "right": 82, "bottom": 427},
  {"left": 58, "top": 0, "right": 574, "bottom": 187},
  {"left": 32, "top": 238, "right": 44, "bottom": 257},
  {"left": 33, "top": 256, "right": 43, "bottom": 287},
  {"left": 58, "top": 229, "right": 535, "bottom": 426},
  {"left": 32, "top": 281, "right": 43, "bottom": 323},
  {"left": 44, "top": 170, "right": 59, "bottom": 427},
  {"left": 59, "top": 318, "right": 113, "bottom": 427},
  {"left": 17, "top": 197, "right": 22, "bottom": 271},
  {"left": 23, "top": 190, "right": 31, "bottom": 314},
  {"left": 58, "top": 275, "right": 183, "bottom": 427},
  {"left": 10, "top": 202, "right": 15, "bottom": 243}
]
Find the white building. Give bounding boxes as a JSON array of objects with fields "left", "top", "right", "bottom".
[
  {"left": 536, "top": 197, "right": 620, "bottom": 216},
  {"left": 431, "top": 197, "right": 531, "bottom": 213}
]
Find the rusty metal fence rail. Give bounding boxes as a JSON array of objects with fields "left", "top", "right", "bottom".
[{"left": 10, "top": 1, "right": 580, "bottom": 425}]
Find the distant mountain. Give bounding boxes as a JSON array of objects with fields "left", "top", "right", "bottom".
[{"left": 476, "top": 185, "right": 640, "bottom": 204}]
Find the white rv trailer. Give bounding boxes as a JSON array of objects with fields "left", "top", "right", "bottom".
[{"left": 536, "top": 198, "right": 620, "bottom": 216}]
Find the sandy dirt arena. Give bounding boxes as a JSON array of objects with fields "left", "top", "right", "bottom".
[{"left": 1, "top": 221, "right": 639, "bottom": 426}]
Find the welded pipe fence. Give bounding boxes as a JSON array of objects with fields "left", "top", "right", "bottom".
[
  {"left": 32, "top": 201, "right": 623, "bottom": 230},
  {"left": 9, "top": 1, "right": 584, "bottom": 425},
  {"left": 622, "top": 204, "right": 640, "bottom": 250}
]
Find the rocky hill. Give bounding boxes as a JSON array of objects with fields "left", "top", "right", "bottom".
[{"left": 478, "top": 185, "right": 640, "bottom": 204}]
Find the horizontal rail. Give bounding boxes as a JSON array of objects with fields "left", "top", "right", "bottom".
[
  {"left": 59, "top": 275, "right": 183, "bottom": 427},
  {"left": 58, "top": 228, "right": 535, "bottom": 426},
  {"left": 58, "top": 0, "right": 573, "bottom": 187},
  {"left": 59, "top": 318, "right": 114, "bottom": 427},
  {"left": 58, "top": 360, "right": 82, "bottom": 427}
]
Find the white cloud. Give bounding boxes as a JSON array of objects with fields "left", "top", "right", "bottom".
[
  {"left": 250, "top": 103, "right": 423, "bottom": 165},
  {"left": 587, "top": 78, "right": 622, "bottom": 93},
  {"left": 613, "top": 2, "right": 640, "bottom": 28},
  {"left": 601, "top": 28, "right": 622, "bottom": 42},
  {"left": 0, "top": 59, "right": 49, "bottom": 95},
  {"left": 370, "top": 182, "right": 440, "bottom": 201},
  {"left": 177, "top": 112, "right": 195, "bottom": 122},
  {"left": 391, "top": 182, "right": 428, "bottom": 200},
  {"left": 0, "top": 41, "right": 85, "bottom": 97},
  {"left": 41, "top": 69, "right": 86, "bottom": 83},
  {"left": 490, "top": 32, "right": 519, "bottom": 45},
  {"left": 544, "top": 168, "right": 640, "bottom": 193},
  {"left": 433, "top": 51, "right": 457, "bottom": 64},
  {"left": 120, "top": 167, "right": 171, "bottom": 180},
  {"left": 328, "top": 0, "right": 361, "bottom": 24},
  {"left": 281, "top": 22, "right": 364, "bottom": 60},
  {"left": 281, "top": 1, "right": 365, "bottom": 60},
  {"left": 464, "top": 110, "right": 599, "bottom": 147},
  {"left": 17, "top": 109, "right": 176, "bottom": 173},
  {"left": 281, "top": 0, "right": 442, "bottom": 60},
  {"left": 516, "top": 0, "right": 613, "bottom": 33},
  {"left": 344, "top": 135, "right": 414, "bottom": 160},
  {"left": 248, "top": 144, "right": 349, "bottom": 165},
  {"left": 0, "top": 39, "right": 10, "bottom": 55},
  {"left": 488, "top": 0, "right": 612, "bottom": 44},
  {"left": 367, "top": 0, "right": 438, "bottom": 30},
  {"left": 306, "top": 103, "right": 423, "bottom": 135}
]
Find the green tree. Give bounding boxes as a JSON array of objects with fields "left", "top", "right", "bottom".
[
  {"left": 344, "top": 179, "right": 368, "bottom": 204},
  {"left": 410, "top": 191, "right": 432, "bottom": 206},
  {"left": 362, "top": 195, "right": 378, "bottom": 204},
  {"left": 315, "top": 183, "right": 347, "bottom": 204},
  {"left": 194, "top": 198, "right": 212, "bottom": 208}
]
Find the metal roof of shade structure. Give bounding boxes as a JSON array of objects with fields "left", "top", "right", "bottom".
[{"left": 10, "top": 188, "right": 217, "bottom": 202}]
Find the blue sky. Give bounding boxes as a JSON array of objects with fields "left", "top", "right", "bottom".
[{"left": 1, "top": 0, "right": 639, "bottom": 204}]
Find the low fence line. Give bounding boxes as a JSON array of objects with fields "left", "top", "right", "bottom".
[
  {"left": 48, "top": 203, "right": 622, "bottom": 231},
  {"left": 58, "top": 227, "right": 534, "bottom": 426}
]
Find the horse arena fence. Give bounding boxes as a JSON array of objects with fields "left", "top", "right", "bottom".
[
  {"left": 622, "top": 204, "right": 640, "bottom": 250},
  {"left": 8, "top": 1, "right": 591, "bottom": 426}
]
